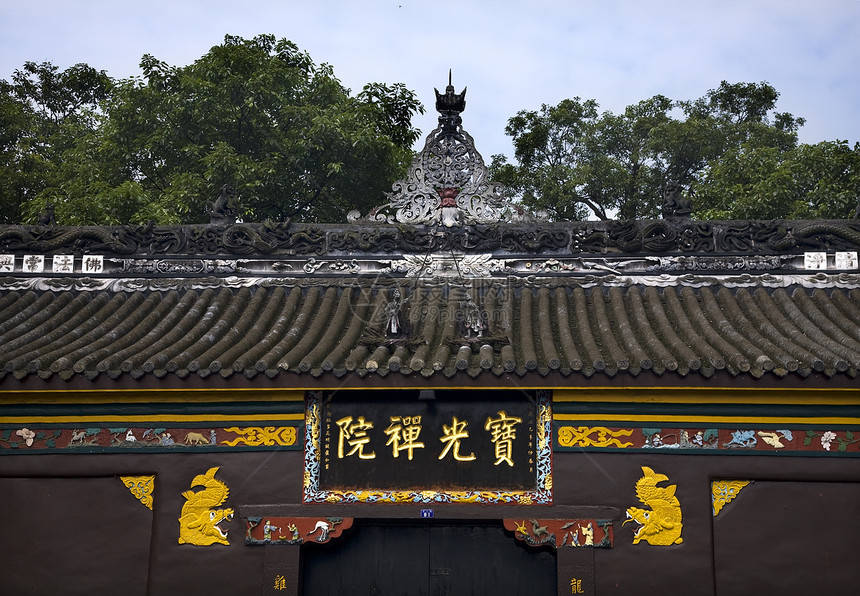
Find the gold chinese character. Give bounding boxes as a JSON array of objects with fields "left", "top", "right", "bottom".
[
  {"left": 438, "top": 417, "right": 476, "bottom": 461},
  {"left": 274, "top": 574, "right": 287, "bottom": 590},
  {"left": 335, "top": 416, "right": 376, "bottom": 459},
  {"left": 570, "top": 578, "right": 583, "bottom": 593},
  {"left": 484, "top": 410, "right": 522, "bottom": 467},
  {"left": 384, "top": 415, "right": 424, "bottom": 460}
]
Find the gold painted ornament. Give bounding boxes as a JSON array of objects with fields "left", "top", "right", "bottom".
[
  {"left": 623, "top": 466, "right": 683, "bottom": 546},
  {"left": 178, "top": 467, "right": 234, "bottom": 546}
]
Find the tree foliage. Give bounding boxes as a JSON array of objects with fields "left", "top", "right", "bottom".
[
  {"left": 491, "top": 81, "right": 859, "bottom": 220},
  {"left": 0, "top": 61, "right": 112, "bottom": 224},
  {"left": 3, "top": 35, "right": 423, "bottom": 225}
]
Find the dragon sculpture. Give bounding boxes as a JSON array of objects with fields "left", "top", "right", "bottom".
[
  {"left": 178, "top": 466, "right": 234, "bottom": 546},
  {"left": 623, "top": 466, "right": 683, "bottom": 546}
]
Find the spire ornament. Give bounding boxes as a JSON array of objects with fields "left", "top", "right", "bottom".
[{"left": 349, "top": 73, "right": 544, "bottom": 227}]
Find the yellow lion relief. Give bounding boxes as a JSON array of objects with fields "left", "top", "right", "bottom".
[
  {"left": 178, "top": 466, "right": 234, "bottom": 546},
  {"left": 623, "top": 466, "right": 683, "bottom": 546}
]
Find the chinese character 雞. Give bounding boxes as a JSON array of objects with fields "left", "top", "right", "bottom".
[
  {"left": 274, "top": 574, "right": 287, "bottom": 590},
  {"left": 384, "top": 415, "right": 424, "bottom": 460},
  {"left": 335, "top": 416, "right": 376, "bottom": 459},
  {"left": 485, "top": 410, "right": 522, "bottom": 467},
  {"left": 438, "top": 416, "right": 476, "bottom": 462}
]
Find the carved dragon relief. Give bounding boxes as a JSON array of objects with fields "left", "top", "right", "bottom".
[
  {"left": 178, "top": 466, "right": 234, "bottom": 546},
  {"left": 623, "top": 466, "right": 683, "bottom": 546}
]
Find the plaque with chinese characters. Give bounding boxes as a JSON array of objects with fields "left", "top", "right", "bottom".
[{"left": 303, "top": 390, "right": 552, "bottom": 505}]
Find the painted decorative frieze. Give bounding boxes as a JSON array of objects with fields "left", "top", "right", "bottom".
[
  {"left": 503, "top": 519, "right": 613, "bottom": 549},
  {"left": 245, "top": 516, "right": 354, "bottom": 546},
  {"left": 553, "top": 424, "right": 860, "bottom": 455},
  {"left": 624, "top": 466, "right": 683, "bottom": 546},
  {"left": 0, "top": 424, "right": 301, "bottom": 453},
  {"left": 178, "top": 467, "right": 234, "bottom": 546}
]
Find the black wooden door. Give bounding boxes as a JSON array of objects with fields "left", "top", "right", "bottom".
[{"left": 301, "top": 520, "right": 556, "bottom": 596}]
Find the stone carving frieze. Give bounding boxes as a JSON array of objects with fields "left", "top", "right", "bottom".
[
  {"left": 1, "top": 220, "right": 859, "bottom": 259},
  {"left": 382, "top": 254, "right": 509, "bottom": 278},
  {"left": 4, "top": 271, "right": 859, "bottom": 295}
]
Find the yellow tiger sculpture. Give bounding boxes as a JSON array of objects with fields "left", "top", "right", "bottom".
[
  {"left": 178, "top": 466, "right": 234, "bottom": 546},
  {"left": 623, "top": 466, "right": 683, "bottom": 546}
]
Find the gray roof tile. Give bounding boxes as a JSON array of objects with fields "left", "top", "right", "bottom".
[{"left": 1, "top": 282, "right": 858, "bottom": 384}]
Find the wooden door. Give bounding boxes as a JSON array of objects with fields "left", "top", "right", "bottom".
[{"left": 301, "top": 520, "right": 557, "bottom": 596}]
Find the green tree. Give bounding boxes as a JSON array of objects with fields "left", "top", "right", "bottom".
[
  {"left": 18, "top": 34, "right": 423, "bottom": 225},
  {"left": 489, "top": 81, "right": 855, "bottom": 221},
  {"left": 0, "top": 61, "right": 112, "bottom": 224},
  {"left": 696, "top": 140, "right": 860, "bottom": 220}
]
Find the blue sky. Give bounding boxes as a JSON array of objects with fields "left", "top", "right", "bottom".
[{"left": 2, "top": 0, "right": 858, "bottom": 161}]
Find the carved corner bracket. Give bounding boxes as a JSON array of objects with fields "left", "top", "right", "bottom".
[{"left": 712, "top": 479, "right": 752, "bottom": 516}]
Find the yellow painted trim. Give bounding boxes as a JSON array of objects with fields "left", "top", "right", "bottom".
[
  {"left": 0, "top": 413, "right": 305, "bottom": 424},
  {"left": 554, "top": 413, "right": 860, "bottom": 425},
  {"left": 553, "top": 388, "right": 860, "bottom": 405}
]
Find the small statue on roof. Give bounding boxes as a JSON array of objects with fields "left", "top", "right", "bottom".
[
  {"left": 462, "top": 292, "right": 484, "bottom": 338},
  {"left": 210, "top": 185, "right": 239, "bottom": 225},
  {"left": 662, "top": 182, "right": 691, "bottom": 220},
  {"left": 37, "top": 203, "right": 56, "bottom": 226},
  {"left": 383, "top": 288, "right": 404, "bottom": 336}
]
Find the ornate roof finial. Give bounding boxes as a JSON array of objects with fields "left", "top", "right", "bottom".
[
  {"left": 435, "top": 69, "right": 466, "bottom": 116},
  {"left": 348, "top": 75, "right": 546, "bottom": 227}
]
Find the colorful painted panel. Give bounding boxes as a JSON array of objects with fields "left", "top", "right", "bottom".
[
  {"left": 0, "top": 424, "right": 302, "bottom": 453},
  {"left": 245, "top": 516, "right": 354, "bottom": 545},
  {"left": 503, "top": 518, "right": 612, "bottom": 548},
  {"left": 554, "top": 424, "right": 860, "bottom": 455},
  {"left": 304, "top": 390, "right": 553, "bottom": 504}
]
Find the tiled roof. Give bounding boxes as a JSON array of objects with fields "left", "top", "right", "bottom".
[{"left": 2, "top": 280, "right": 858, "bottom": 383}]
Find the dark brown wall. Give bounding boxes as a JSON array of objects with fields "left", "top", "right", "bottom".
[{"left": 1, "top": 450, "right": 859, "bottom": 595}]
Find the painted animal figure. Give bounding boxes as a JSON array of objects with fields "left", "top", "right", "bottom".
[
  {"left": 178, "top": 467, "right": 234, "bottom": 546},
  {"left": 530, "top": 520, "right": 548, "bottom": 538},
  {"left": 308, "top": 520, "right": 330, "bottom": 542},
  {"left": 623, "top": 466, "right": 683, "bottom": 546},
  {"left": 184, "top": 432, "right": 209, "bottom": 445},
  {"left": 723, "top": 429, "right": 757, "bottom": 448}
]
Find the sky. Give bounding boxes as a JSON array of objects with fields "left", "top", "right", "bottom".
[{"left": 1, "top": 0, "right": 859, "bottom": 162}]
